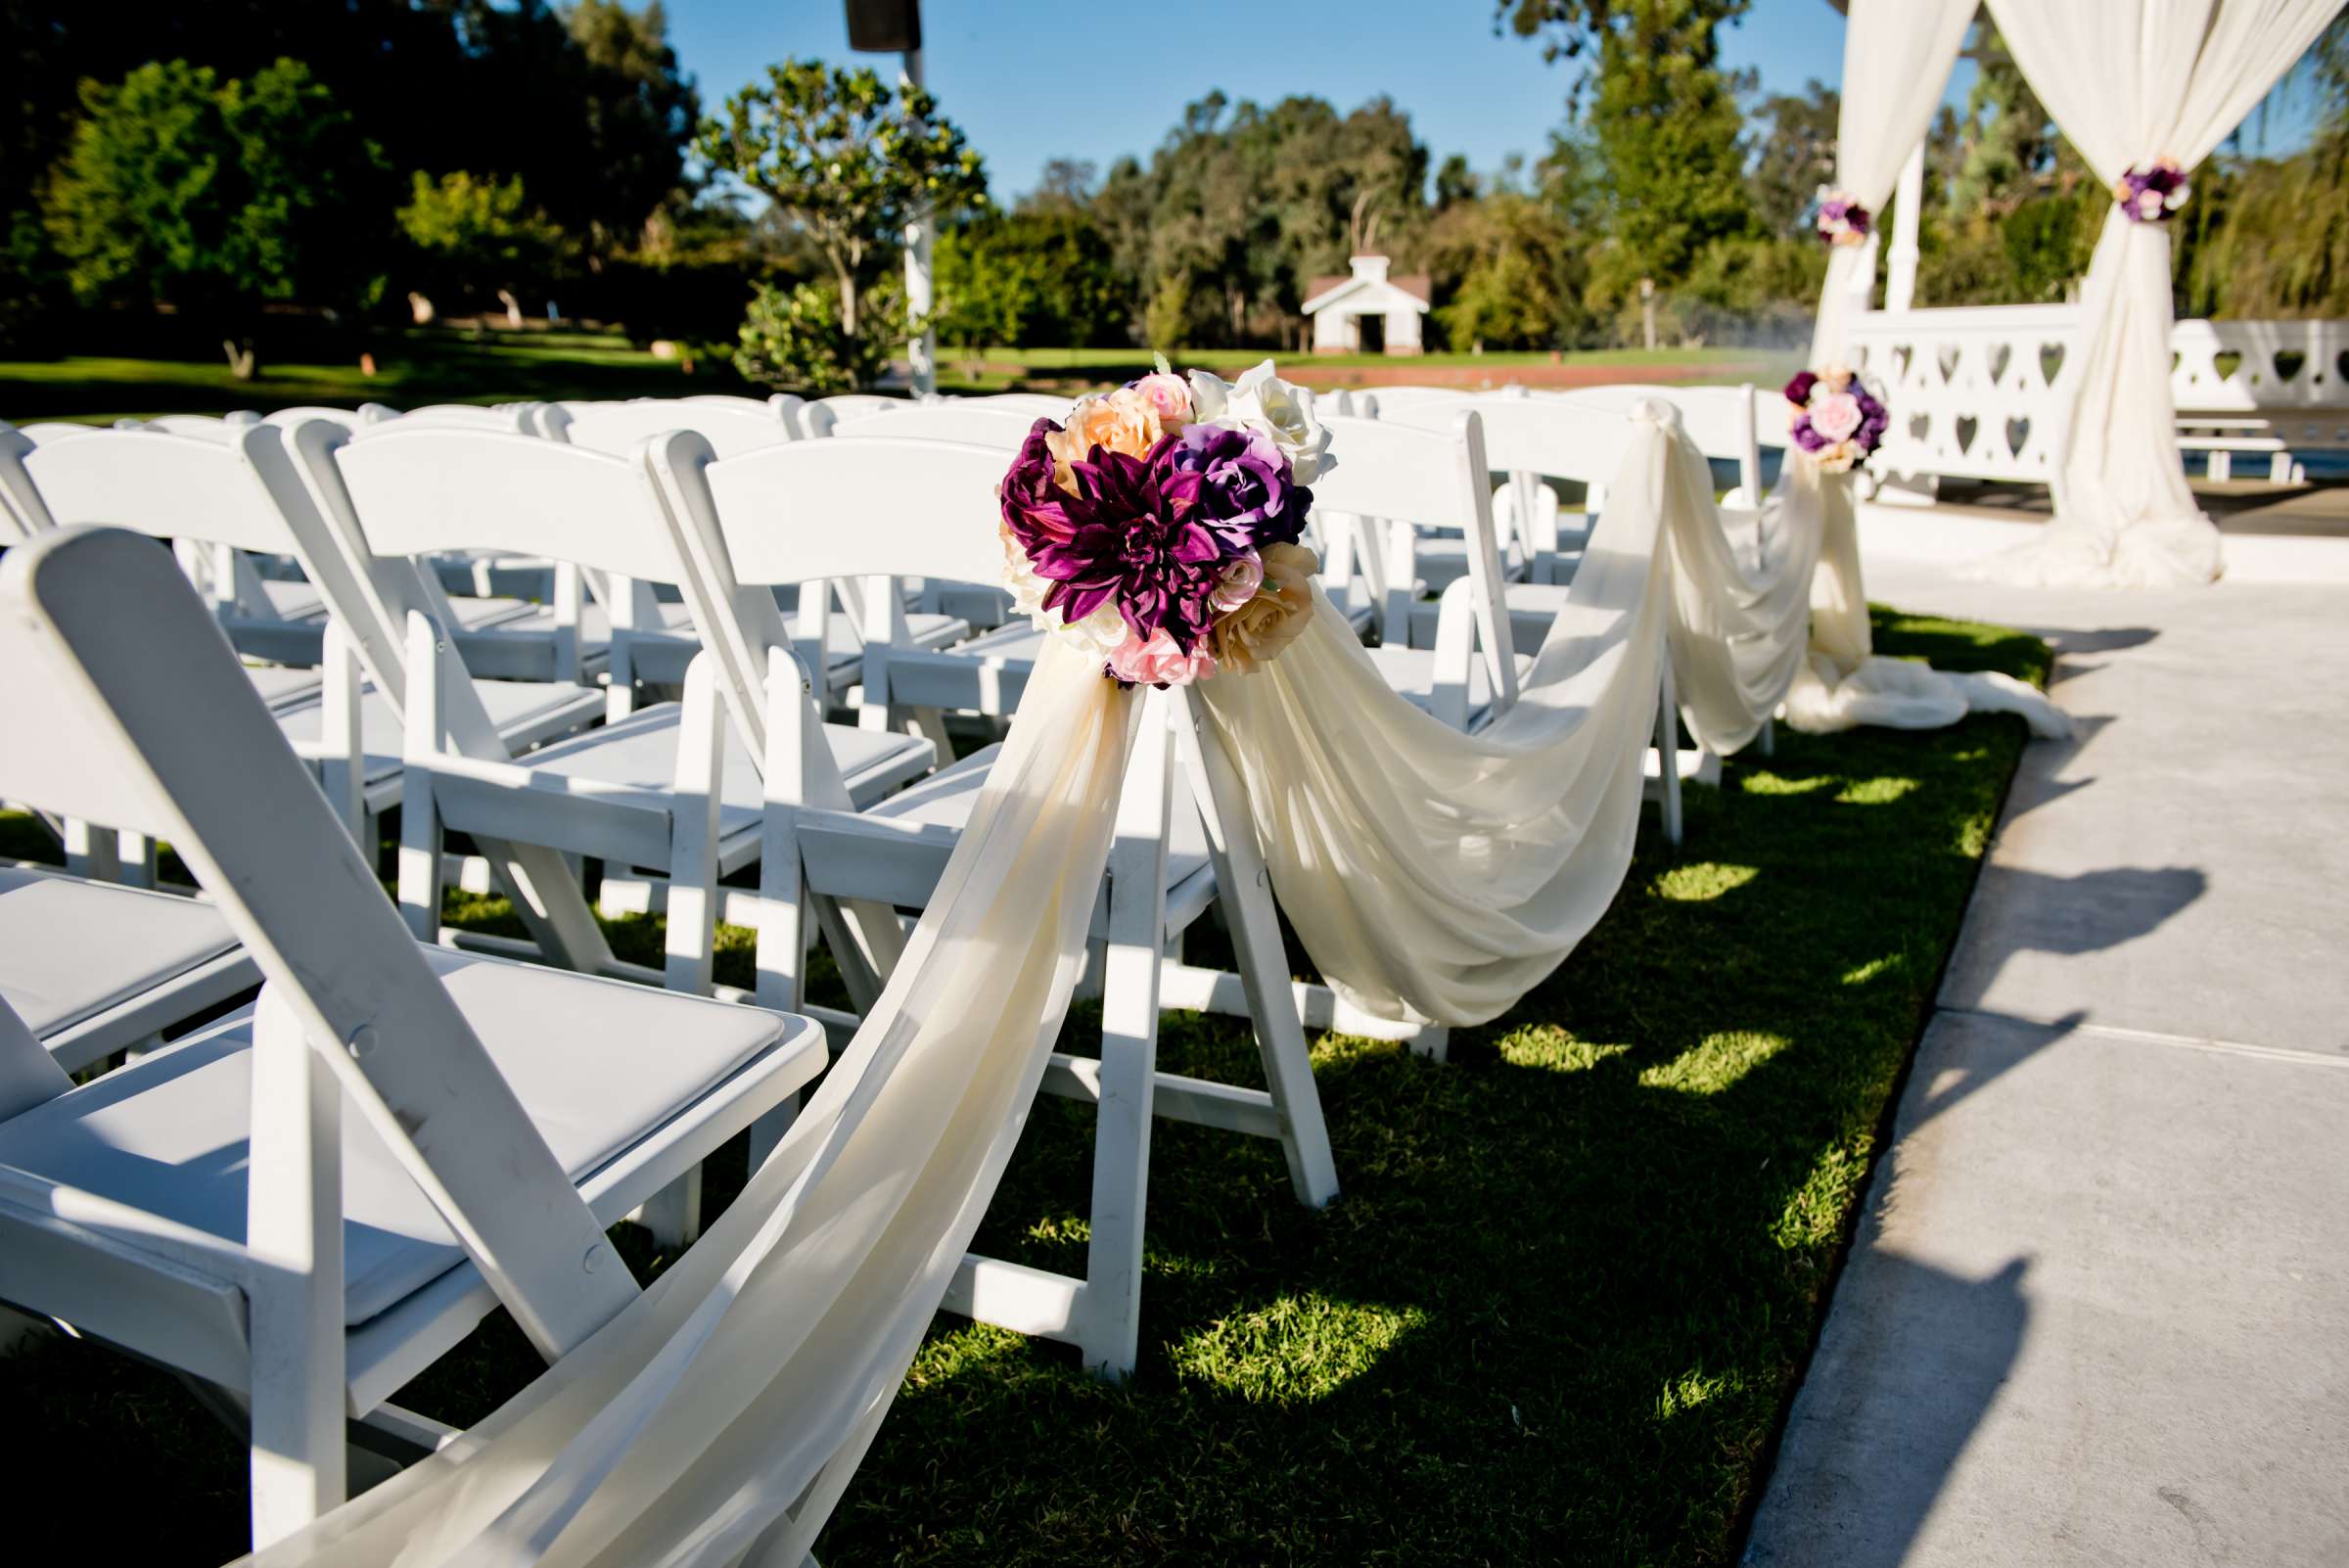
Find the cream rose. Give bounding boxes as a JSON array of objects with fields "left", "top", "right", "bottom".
[{"left": 1210, "top": 541, "right": 1319, "bottom": 674}]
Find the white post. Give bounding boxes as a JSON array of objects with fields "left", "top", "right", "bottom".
[
  {"left": 1885, "top": 141, "right": 1926, "bottom": 313},
  {"left": 900, "top": 49, "right": 937, "bottom": 398}
]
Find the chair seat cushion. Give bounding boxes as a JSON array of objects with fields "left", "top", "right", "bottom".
[
  {"left": 0, "top": 946, "right": 790, "bottom": 1325},
  {"left": 0, "top": 868, "right": 240, "bottom": 1038},
  {"left": 1411, "top": 536, "right": 1528, "bottom": 594},
  {"left": 275, "top": 678, "right": 603, "bottom": 787},
  {"left": 507, "top": 699, "right": 935, "bottom": 828},
  {"left": 1404, "top": 581, "right": 1575, "bottom": 651},
  {"left": 861, "top": 744, "right": 1215, "bottom": 894}
]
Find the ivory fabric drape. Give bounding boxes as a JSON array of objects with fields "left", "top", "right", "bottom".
[
  {"left": 1980, "top": 0, "right": 2344, "bottom": 589},
  {"left": 1808, "top": 0, "right": 1978, "bottom": 669},
  {"left": 244, "top": 404, "right": 2059, "bottom": 1565}
]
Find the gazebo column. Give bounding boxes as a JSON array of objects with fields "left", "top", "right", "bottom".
[{"left": 1885, "top": 142, "right": 1925, "bottom": 313}]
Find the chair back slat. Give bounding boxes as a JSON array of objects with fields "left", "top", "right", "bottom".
[
  {"left": 25, "top": 429, "right": 296, "bottom": 555},
  {"left": 335, "top": 427, "right": 685, "bottom": 582},
  {"left": 562, "top": 400, "right": 793, "bottom": 460},
  {"left": 0, "top": 526, "right": 639, "bottom": 1356},
  {"left": 1382, "top": 397, "right": 1632, "bottom": 488},
  {"left": 830, "top": 403, "right": 1041, "bottom": 448},
  {"left": 699, "top": 435, "right": 1011, "bottom": 587},
  {"left": 1311, "top": 413, "right": 1483, "bottom": 530}
]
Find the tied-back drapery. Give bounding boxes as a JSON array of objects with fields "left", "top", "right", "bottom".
[
  {"left": 1978, "top": 0, "right": 2343, "bottom": 589},
  {"left": 1781, "top": 0, "right": 2072, "bottom": 737},
  {"left": 242, "top": 401, "right": 1878, "bottom": 1565},
  {"left": 1807, "top": 0, "right": 1977, "bottom": 670}
]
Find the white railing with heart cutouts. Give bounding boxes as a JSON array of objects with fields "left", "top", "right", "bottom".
[{"left": 1846, "top": 306, "right": 2349, "bottom": 485}]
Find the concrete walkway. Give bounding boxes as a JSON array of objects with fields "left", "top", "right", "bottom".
[{"left": 1741, "top": 546, "right": 2349, "bottom": 1566}]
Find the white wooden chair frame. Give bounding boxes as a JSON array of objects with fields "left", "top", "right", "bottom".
[
  {"left": 649, "top": 430, "right": 1342, "bottom": 1378},
  {"left": 0, "top": 525, "right": 824, "bottom": 1546}
]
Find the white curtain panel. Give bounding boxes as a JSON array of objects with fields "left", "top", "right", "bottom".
[
  {"left": 1982, "top": 0, "right": 2344, "bottom": 588},
  {"left": 1810, "top": 0, "right": 1981, "bottom": 370},
  {"left": 242, "top": 407, "right": 2059, "bottom": 1568},
  {"left": 1807, "top": 0, "right": 1978, "bottom": 672}
]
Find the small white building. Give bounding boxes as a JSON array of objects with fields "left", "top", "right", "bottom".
[{"left": 1303, "top": 254, "right": 1431, "bottom": 355}]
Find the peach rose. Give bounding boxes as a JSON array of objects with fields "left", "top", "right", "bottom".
[
  {"left": 1105, "top": 625, "right": 1218, "bottom": 686},
  {"left": 1209, "top": 541, "right": 1319, "bottom": 674},
  {"left": 1044, "top": 390, "right": 1163, "bottom": 487}
]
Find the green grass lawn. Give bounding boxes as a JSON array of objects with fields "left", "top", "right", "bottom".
[
  {"left": 1, "top": 336, "right": 1787, "bottom": 423},
  {"left": 0, "top": 604, "right": 2048, "bottom": 1565}
]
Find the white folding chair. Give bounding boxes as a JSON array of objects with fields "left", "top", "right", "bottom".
[
  {"left": 311, "top": 421, "right": 939, "bottom": 986},
  {"left": 1385, "top": 397, "right": 1707, "bottom": 839},
  {"left": 16, "top": 426, "right": 606, "bottom": 854},
  {"left": 555, "top": 399, "right": 971, "bottom": 710},
  {"left": 648, "top": 429, "right": 1341, "bottom": 1378},
  {"left": 0, "top": 524, "right": 825, "bottom": 1546}
]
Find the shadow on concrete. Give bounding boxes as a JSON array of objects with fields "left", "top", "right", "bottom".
[
  {"left": 2047, "top": 625, "right": 2159, "bottom": 662},
  {"left": 1943, "top": 864, "right": 2208, "bottom": 1016},
  {"left": 1910, "top": 1011, "right": 2084, "bottom": 1133},
  {"left": 1743, "top": 1252, "right": 2032, "bottom": 1568}
]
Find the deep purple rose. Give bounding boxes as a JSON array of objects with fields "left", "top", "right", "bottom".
[
  {"left": 1784, "top": 370, "right": 1819, "bottom": 405},
  {"left": 1166, "top": 423, "right": 1310, "bottom": 552},
  {"left": 1000, "top": 431, "right": 1230, "bottom": 653}
]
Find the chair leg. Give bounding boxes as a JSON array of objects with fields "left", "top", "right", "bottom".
[
  {"left": 245, "top": 990, "right": 346, "bottom": 1547},
  {"left": 663, "top": 657, "right": 726, "bottom": 995},
  {"left": 1172, "top": 690, "right": 1340, "bottom": 1207},
  {"left": 632, "top": 1167, "right": 702, "bottom": 1251},
  {"left": 1759, "top": 715, "right": 1776, "bottom": 758},
  {"left": 62, "top": 816, "right": 122, "bottom": 882},
  {"left": 1075, "top": 699, "right": 1174, "bottom": 1381},
  {"left": 395, "top": 770, "right": 444, "bottom": 943},
  {"left": 1655, "top": 664, "right": 1683, "bottom": 847}
]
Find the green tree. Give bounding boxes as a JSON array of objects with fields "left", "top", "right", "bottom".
[
  {"left": 933, "top": 209, "right": 1128, "bottom": 356},
  {"left": 44, "top": 57, "right": 391, "bottom": 377},
  {"left": 1747, "top": 80, "right": 1839, "bottom": 232},
  {"left": 397, "top": 171, "right": 568, "bottom": 313},
  {"left": 561, "top": 0, "right": 702, "bottom": 248},
  {"left": 1500, "top": 0, "right": 1757, "bottom": 300},
  {"left": 697, "top": 59, "right": 986, "bottom": 373},
  {"left": 733, "top": 276, "right": 906, "bottom": 394}
]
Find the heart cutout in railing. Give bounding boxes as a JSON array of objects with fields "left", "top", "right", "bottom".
[
  {"left": 2276, "top": 349, "right": 2306, "bottom": 382},
  {"left": 2005, "top": 416, "right": 2030, "bottom": 455},
  {"left": 1989, "top": 344, "right": 2011, "bottom": 383},
  {"left": 1956, "top": 415, "right": 1979, "bottom": 452},
  {"left": 1908, "top": 412, "right": 1930, "bottom": 441},
  {"left": 1936, "top": 344, "right": 1961, "bottom": 382},
  {"left": 2214, "top": 350, "right": 2243, "bottom": 381},
  {"left": 2335, "top": 349, "right": 2349, "bottom": 384},
  {"left": 2040, "top": 343, "right": 2066, "bottom": 383},
  {"left": 1893, "top": 345, "right": 1912, "bottom": 379}
]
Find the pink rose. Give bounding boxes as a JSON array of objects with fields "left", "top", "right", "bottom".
[
  {"left": 1106, "top": 625, "right": 1219, "bottom": 687},
  {"left": 1810, "top": 391, "right": 1864, "bottom": 442},
  {"left": 1211, "top": 553, "right": 1264, "bottom": 613},
  {"left": 1128, "top": 373, "right": 1191, "bottom": 428}
]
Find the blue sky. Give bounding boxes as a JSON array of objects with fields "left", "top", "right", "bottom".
[{"left": 664, "top": 1, "right": 2321, "bottom": 203}]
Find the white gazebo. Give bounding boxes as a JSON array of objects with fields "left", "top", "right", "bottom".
[{"left": 1304, "top": 255, "right": 1431, "bottom": 355}]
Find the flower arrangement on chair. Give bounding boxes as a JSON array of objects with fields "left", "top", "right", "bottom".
[
  {"left": 2113, "top": 158, "right": 2190, "bottom": 223},
  {"left": 1814, "top": 187, "right": 1871, "bottom": 247},
  {"left": 999, "top": 357, "right": 1334, "bottom": 687},
  {"left": 1786, "top": 364, "right": 1889, "bottom": 475}
]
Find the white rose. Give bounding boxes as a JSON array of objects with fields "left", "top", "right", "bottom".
[
  {"left": 1186, "top": 367, "right": 1232, "bottom": 423},
  {"left": 1230, "top": 359, "right": 1334, "bottom": 484}
]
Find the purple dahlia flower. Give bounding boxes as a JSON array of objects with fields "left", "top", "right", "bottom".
[{"left": 1000, "top": 430, "right": 1228, "bottom": 653}]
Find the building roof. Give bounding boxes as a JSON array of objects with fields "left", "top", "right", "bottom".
[{"left": 1302, "top": 271, "right": 1432, "bottom": 314}]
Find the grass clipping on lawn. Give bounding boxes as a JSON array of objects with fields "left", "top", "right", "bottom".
[{"left": 0, "top": 607, "right": 2051, "bottom": 1567}]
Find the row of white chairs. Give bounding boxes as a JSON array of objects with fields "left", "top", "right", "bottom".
[{"left": 0, "top": 381, "right": 1730, "bottom": 1546}]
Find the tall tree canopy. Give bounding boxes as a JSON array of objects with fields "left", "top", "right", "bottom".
[{"left": 44, "top": 57, "right": 392, "bottom": 374}]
